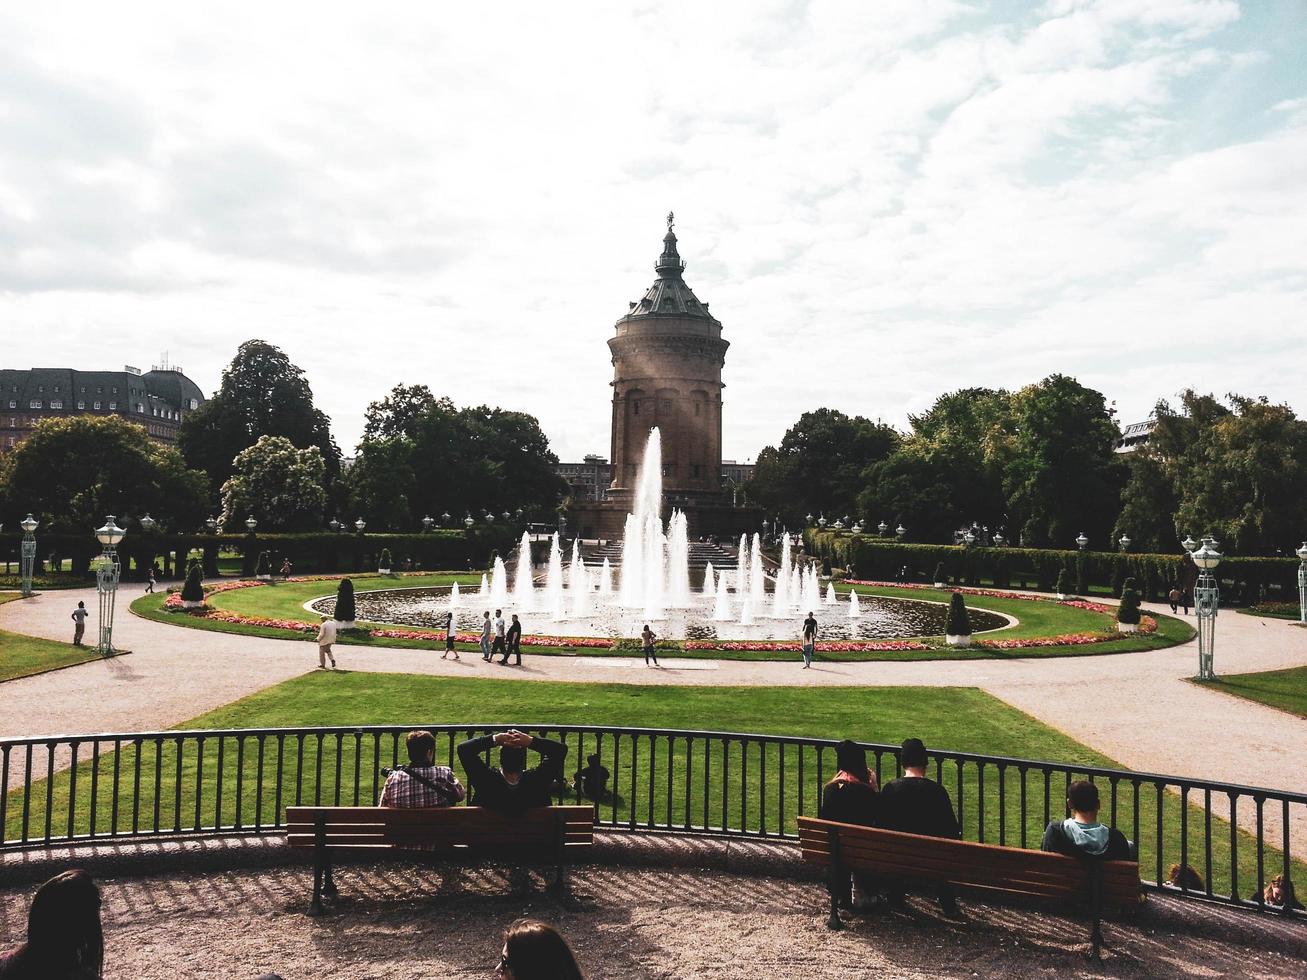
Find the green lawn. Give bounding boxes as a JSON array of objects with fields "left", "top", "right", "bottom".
[
  {"left": 5, "top": 672, "right": 1297, "bottom": 902},
  {"left": 1195, "top": 665, "right": 1307, "bottom": 720},
  {"left": 0, "top": 593, "right": 102, "bottom": 682},
  {"left": 128, "top": 575, "right": 1195, "bottom": 662}
]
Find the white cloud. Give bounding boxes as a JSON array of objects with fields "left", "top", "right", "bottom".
[{"left": 0, "top": 0, "right": 1302, "bottom": 463}]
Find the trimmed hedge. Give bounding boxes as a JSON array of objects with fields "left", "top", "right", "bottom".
[
  {"left": 946, "top": 592, "right": 971, "bottom": 636},
  {"left": 180, "top": 561, "right": 204, "bottom": 603},
  {"left": 803, "top": 532, "right": 1300, "bottom": 605},
  {"left": 1117, "top": 587, "right": 1141, "bottom": 625},
  {"left": 334, "top": 578, "right": 356, "bottom": 624},
  {"left": 0, "top": 528, "right": 518, "bottom": 582}
]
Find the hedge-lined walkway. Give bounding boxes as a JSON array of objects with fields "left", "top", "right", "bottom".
[{"left": 2, "top": 585, "right": 1306, "bottom": 855}]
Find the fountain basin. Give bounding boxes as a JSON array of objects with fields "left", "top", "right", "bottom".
[{"left": 307, "top": 586, "right": 1010, "bottom": 642}]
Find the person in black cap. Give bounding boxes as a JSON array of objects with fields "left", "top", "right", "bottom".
[
  {"left": 821, "top": 739, "right": 881, "bottom": 909},
  {"left": 878, "top": 737, "right": 962, "bottom": 916}
]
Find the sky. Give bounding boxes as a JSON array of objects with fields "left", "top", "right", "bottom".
[{"left": 2, "top": 0, "right": 1305, "bottom": 463}]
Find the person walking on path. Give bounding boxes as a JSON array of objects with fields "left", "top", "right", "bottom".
[
  {"left": 491, "top": 609, "right": 507, "bottom": 661},
  {"left": 70, "top": 601, "right": 88, "bottom": 646},
  {"left": 641, "top": 624, "right": 659, "bottom": 667},
  {"left": 1167, "top": 586, "right": 1180, "bottom": 614},
  {"left": 480, "top": 610, "right": 493, "bottom": 661},
  {"left": 442, "top": 611, "right": 459, "bottom": 660},
  {"left": 1181, "top": 588, "right": 1191, "bottom": 615},
  {"left": 280, "top": 558, "right": 293, "bottom": 580},
  {"left": 500, "top": 613, "right": 523, "bottom": 666},
  {"left": 144, "top": 567, "right": 156, "bottom": 594},
  {"left": 315, "top": 618, "right": 338, "bottom": 670},
  {"left": 801, "top": 610, "right": 818, "bottom": 668}
]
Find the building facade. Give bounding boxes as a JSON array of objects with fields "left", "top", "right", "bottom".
[{"left": 0, "top": 363, "right": 206, "bottom": 454}]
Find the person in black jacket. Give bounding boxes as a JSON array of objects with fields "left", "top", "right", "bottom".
[
  {"left": 821, "top": 739, "right": 880, "bottom": 910},
  {"left": 457, "top": 729, "right": 567, "bottom": 815},
  {"left": 878, "top": 737, "right": 962, "bottom": 916},
  {"left": 1041, "top": 780, "right": 1135, "bottom": 861},
  {"left": 499, "top": 614, "right": 523, "bottom": 666}
]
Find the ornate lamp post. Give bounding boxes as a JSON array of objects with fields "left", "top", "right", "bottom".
[
  {"left": 878, "top": 520, "right": 889, "bottom": 537},
  {"left": 464, "top": 513, "right": 475, "bottom": 529},
  {"left": 93, "top": 516, "right": 126, "bottom": 656},
  {"left": 993, "top": 531, "right": 1005, "bottom": 548},
  {"left": 896, "top": 524, "right": 906, "bottom": 539},
  {"left": 1118, "top": 534, "right": 1131, "bottom": 552},
  {"left": 354, "top": 518, "right": 367, "bottom": 534},
  {"left": 329, "top": 518, "right": 341, "bottom": 533},
  {"left": 19, "top": 513, "right": 39, "bottom": 597},
  {"left": 1296, "top": 541, "right": 1307, "bottom": 625},
  {"left": 205, "top": 516, "right": 218, "bottom": 533},
  {"left": 1188, "top": 536, "right": 1223, "bottom": 680},
  {"left": 963, "top": 530, "right": 976, "bottom": 547},
  {"left": 442, "top": 512, "right": 452, "bottom": 527},
  {"left": 1076, "top": 532, "right": 1089, "bottom": 551},
  {"left": 422, "top": 515, "right": 434, "bottom": 532},
  {"left": 245, "top": 516, "right": 258, "bottom": 533},
  {"left": 850, "top": 520, "right": 862, "bottom": 535}
]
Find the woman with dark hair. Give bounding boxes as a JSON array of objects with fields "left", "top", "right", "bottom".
[
  {"left": 494, "top": 918, "right": 584, "bottom": 980},
  {"left": 0, "top": 869, "right": 104, "bottom": 979},
  {"left": 821, "top": 739, "right": 880, "bottom": 910}
]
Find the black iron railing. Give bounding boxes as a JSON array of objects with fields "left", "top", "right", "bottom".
[{"left": 2, "top": 725, "right": 1302, "bottom": 919}]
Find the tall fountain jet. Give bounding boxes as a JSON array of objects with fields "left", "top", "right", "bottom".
[
  {"left": 616, "top": 427, "right": 692, "bottom": 619},
  {"left": 513, "top": 531, "right": 534, "bottom": 608}
]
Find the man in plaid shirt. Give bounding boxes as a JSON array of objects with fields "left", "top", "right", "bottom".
[{"left": 379, "top": 730, "right": 466, "bottom": 808}]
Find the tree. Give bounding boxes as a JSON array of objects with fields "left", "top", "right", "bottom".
[
  {"left": 348, "top": 394, "right": 566, "bottom": 527},
  {"left": 334, "top": 578, "right": 356, "bottom": 625},
  {"left": 1002, "top": 375, "right": 1125, "bottom": 548},
  {"left": 0, "top": 415, "right": 208, "bottom": 534},
  {"left": 1156, "top": 393, "right": 1307, "bottom": 553},
  {"left": 178, "top": 340, "right": 342, "bottom": 501},
  {"left": 751, "top": 409, "right": 900, "bottom": 526},
  {"left": 219, "top": 435, "right": 327, "bottom": 532},
  {"left": 1112, "top": 449, "right": 1178, "bottom": 554},
  {"left": 362, "top": 384, "right": 438, "bottom": 441},
  {"left": 1117, "top": 586, "right": 1141, "bottom": 626},
  {"left": 859, "top": 388, "right": 1014, "bottom": 543},
  {"left": 180, "top": 561, "right": 205, "bottom": 605},
  {"left": 946, "top": 592, "right": 971, "bottom": 637}
]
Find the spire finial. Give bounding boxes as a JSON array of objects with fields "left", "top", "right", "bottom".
[{"left": 666, "top": 210, "right": 675, "bottom": 232}]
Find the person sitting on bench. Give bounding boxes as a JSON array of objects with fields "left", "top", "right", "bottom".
[
  {"left": 878, "top": 737, "right": 962, "bottom": 916},
  {"left": 457, "top": 729, "right": 567, "bottom": 815},
  {"left": 379, "top": 730, "right": 466, "bottom": 808},
  {"left": 821, "top": 739, "right": 880, "bottom": 910},
  {"left": 1041, "top": 780, "right": 1134, "bottom": 861}
]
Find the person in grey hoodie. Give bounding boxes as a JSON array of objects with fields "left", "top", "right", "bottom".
[{"left": 1041, "top": 780, "right": 1135, "bottom": 861}]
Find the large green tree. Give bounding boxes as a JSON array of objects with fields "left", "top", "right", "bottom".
[
  {"left": 1149, "top": 392, "right": 1307, "bottom": 553},
  {"left": 1001, "top": 375, "right": 1125, "bottom": 549},
  {"left": 0, "top": 415, "right": 209, "bottom": 533},
  {"left": 859, "top": 388, "right": 1014, "bottom": 541},
  {"left": 219, "top": 435, "right": 328, "bottom": 532},
  {"left": 346, "top": 385, "right": 566, "bottom": 529},
  {"left": 178, "top": 340, "right": 342, "bottom": 502},
  {"left": 750, "top": 409, "right": 900, "bottom": 527}
]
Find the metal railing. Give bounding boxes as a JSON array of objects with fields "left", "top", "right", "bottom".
[{"left": 2, "top": 725, "right": 1303, "bottom": 919}]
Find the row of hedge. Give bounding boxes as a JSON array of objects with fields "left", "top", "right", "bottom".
[
  {"left": 0, "top": 529, "right": 523, "bottom": 582},
  {"left": 803, "top": 532, "right": 1301, "bottom": 606}
]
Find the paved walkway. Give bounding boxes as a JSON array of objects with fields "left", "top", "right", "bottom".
[{"left": 3, "top": 586, "right": 1306, "bottom": 851}]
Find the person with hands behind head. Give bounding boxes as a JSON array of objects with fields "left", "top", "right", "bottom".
[{"left": 457, "top": 729, "right": 567, "bottom": 816}]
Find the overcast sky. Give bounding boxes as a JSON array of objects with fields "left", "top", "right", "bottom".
[{"left": 2, "top": 1, "right": 1304, "bottom": 462}]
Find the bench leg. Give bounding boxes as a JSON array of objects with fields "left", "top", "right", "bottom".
[
  {"left": 322, "top": 857, "right": 338, "bottom": 898},
  {"left": 309, "top": 858, "right": 325, "bottom": 916},
  {"left": 826, "top": 827, "right": 844, "bottom": 930},
  {"left": 308, "top": 815, "right": 327, "bottom": 916},
  {"left": 1090, "top": 916, "right": 1104, "bottom": 962}
]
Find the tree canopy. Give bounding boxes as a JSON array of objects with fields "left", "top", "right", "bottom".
[
  {"left": 178, "top": 339, "right": 341, "bottom": 502},
  {"left": 345, "top": 385, "right": 566, "bottom": 529},
  {"left": 749, "top": 409, "right": 900, "bottom": 527},
  {"left": 0, "top": 415, "right": 209, "bottom": 534},
  {"left": 219, "top": 435, "right": 328, "bottom": 532}
]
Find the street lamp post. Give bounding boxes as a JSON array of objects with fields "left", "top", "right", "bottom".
[
  {"left": 1076, "top": 532, "right": 1089, "bottom": 551},
  {"left": 93, "top": 516, "right": 126, "bottom": 656},
  {"left": 19, "top": 514, "right": 39, "bottom": 597},
  {"left": 1189, "top": 536, "right": 1223, "bottom": 680},
  {"left": 1296, "top": 541, "right": 1307, "bottom": 625},
  {"left": 1118, "top": 534, "right": 1131, "bottom": 552},
  {"left": 422, "top": 515, "right": 434, "bottom": 532}
]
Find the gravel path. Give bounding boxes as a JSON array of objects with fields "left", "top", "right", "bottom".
[
  {"left": 3, "top": 586, "right": 1306, "bottom": 851},
  {"left": 3, "top": 857, "right": 1305, "bottom": 978}
]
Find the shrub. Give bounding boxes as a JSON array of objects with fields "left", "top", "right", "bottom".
[
  {"left": 255, "top": 550, "right": 271, "bottom": 576},
  {"left": 180, "top": 561, "right": 204, "bottom": 603},
  {"left": 1120, "top": 576, "right": 1137, "bottom": 599},
  {"left": 379, "top": 547, "right": 393, "bottom": 570},
  {"left": 334, "top": 578, "right": 356, "bottom": 623},
  {"left": 1117, "top": 586, "right": 1142, "bottom": 625},
  {"left": 932, "top": 561, "right": 946, "bottom": 584},
  {"left": 1055, "top": 567, "right": 1072, "bottom": 596},
  {"left": 946, "top": 592, "right": 971, "bottom": 636},
  {"left": 993, "top": 553, "right": 1010, "bottom": 589},
  {"left": 1110, "top": 563, "right": 1125, "bottom": 598}
]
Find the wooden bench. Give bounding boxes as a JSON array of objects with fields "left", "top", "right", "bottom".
[
  {"left": 287, "top": 805, "right": 594, "bottom": 914},
  {"left": 798, "top": 817, "right": 1142, "bottom": 958}
]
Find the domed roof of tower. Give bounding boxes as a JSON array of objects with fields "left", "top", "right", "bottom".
[{"left": 622, "top": 212, "right": 718, "bottom": 323}]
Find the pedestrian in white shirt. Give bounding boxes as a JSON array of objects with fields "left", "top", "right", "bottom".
[{"left": 315, "top": 618, "right": 338, "bottom": 669}]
